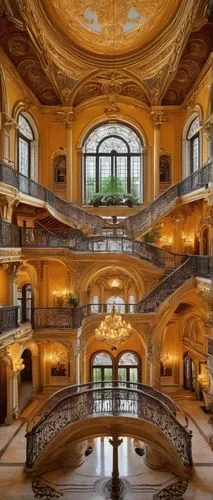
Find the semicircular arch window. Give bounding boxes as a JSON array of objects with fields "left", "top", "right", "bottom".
[{"left": 83, "top": 123, "right": 143, "bottom": 203}]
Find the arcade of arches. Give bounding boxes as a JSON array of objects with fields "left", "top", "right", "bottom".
[{"left": 0, "top": 1, "right": 213, "bottom": 499}]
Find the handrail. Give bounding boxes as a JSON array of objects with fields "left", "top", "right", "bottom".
[
  {"left": 136, "top": 255, "right": 210, "bottom": 313},
  {"left": 32, "top": 256, "right": 210, "bottom": 327},
  {"left": 27, "top": 381, "right": 188, "bottom": 432},
  {"left": 0, "top": 160, "right": 212, "bottom": 237},
  {"left": 0, "top": 220, "right": 186, "bottom": 270},
  {"left": 0, "top": 162, "right": 104, "bottom": 233},
  {"left": 25, "top": 384, "right": 193, "bottom": 469},
  {"left": 123, "top": 161, "right": 213, "bottom": 234}
]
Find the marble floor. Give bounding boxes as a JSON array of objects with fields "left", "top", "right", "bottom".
[{"left": 0, "top": 397, "right": 213, "bottom": 499}]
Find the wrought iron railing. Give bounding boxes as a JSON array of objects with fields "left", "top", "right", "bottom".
[
  {"left": 25, "top": 384, "right": 192, "bottom": 469},
  {"left": 27, "top": 381, "right": 188, "bottom": 432},
  {"left": 0, "top": 220, "right": 186, "bottom": 270},
  {"left": 0, "top": 162, "right": 104, "bottom": 232},
  {"left": 32, "top": 256, "right": 210, "bottom": 327},
  {"left": 1, "top": 160, "right": 212, "bottom": 237},
  {"left": 137, "top": 256, "right": 210, "bottom": 313},
  {"left": 0, "top": 306, "right": 19, "bottom": 333},
  {"left": 123, "top": 161, "right": 213, "bottom": 234}
]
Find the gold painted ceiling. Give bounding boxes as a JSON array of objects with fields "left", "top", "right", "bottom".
[
  {"left": 42, "top": 0, "right": 181, "bottom": 56},
  {"left": 0, "top": 0, "right": 211, "bottom": 107}
]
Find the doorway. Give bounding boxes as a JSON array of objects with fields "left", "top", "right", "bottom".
[
  {"left": 19, "top": 348, "right": 33, "bottom": 411},
  {"left": 183, "top": 353, "right": 195, "bottom": 391},
  {"left": 0, "top": 362, "right": 7, "bottom": 423}
]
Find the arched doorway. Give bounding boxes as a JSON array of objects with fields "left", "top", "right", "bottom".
[
  {"left": 117, "top": 352, "right": 140, "bottom": 384},
  {"left": 17, "top": 284, "right": 33, "bottom": 323},
  {"left": 19, "top": 348, "right": 32, "bottom": 411},
  {"left": 0, "top": 361, "right": 7, "bottom": 424},
  {"left": 183, "top": 353, "right": 195, "bottom": 391},
  {"left": 91, "top": 352, "right": 113, "bottom": 383},
  {"left": 91, "top": 351, "right": 141, "bottom": 384}
]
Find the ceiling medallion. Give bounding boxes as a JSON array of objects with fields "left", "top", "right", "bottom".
[{"left": 95, "top": 307, "right": 132, "bottom": 348}]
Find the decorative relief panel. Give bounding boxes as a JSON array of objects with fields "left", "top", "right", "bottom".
[
  {"left": 0, "top": 17, "right": 60, "bottom": 105},
  {"left": 163, "top": 23, "right": 213, "bottom": 105}
]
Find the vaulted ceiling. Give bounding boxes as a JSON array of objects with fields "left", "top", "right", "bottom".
[{"left": 0, "top": 0, "right": 212, "bottom": 108}]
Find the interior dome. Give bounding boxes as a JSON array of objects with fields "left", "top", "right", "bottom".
[{"left": 42, "top": 0, "right": 181, "bottom": 56}]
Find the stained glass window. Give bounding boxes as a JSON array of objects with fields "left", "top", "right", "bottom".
[
  {"left": 83, "top": 123, "right": 143, "bottom": 203},
  {"left": 93, "top": 352, "right": 113, "bottom": 366},
  {"left": 18, "top": 114, "right": 34, "bottom": 178}
]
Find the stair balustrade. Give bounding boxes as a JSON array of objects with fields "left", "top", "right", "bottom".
[
  {"left": 0, "top": 162, "right": 104, "bottom": 232},
  {"left": 0, "top": 160, "right": 212, "bottom": 236}
]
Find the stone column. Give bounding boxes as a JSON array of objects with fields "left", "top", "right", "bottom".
[
  {"left": 106, "top": 433, "right": 124, "bottom": 500},
  {"left": 66, "top": 121, "right": 73, "bottom": 202},
  {"left": 77, "top": 146, "right": 83, "bottom": 204},
  {"left": 153, "top": 122, "right": 160, "bottom": 198}
]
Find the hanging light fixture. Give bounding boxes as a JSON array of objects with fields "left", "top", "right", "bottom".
[{"left": 95, "top": 306, "right": 132, "bottom": 348}]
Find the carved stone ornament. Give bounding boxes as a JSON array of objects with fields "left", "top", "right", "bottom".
[
  {"left": 32, "top": 478, "right": 63, "bottom": 499},
  {"left": 154, "top": 479, "right": 189, "bottom": 499}
]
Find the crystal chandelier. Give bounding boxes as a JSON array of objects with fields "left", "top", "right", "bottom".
[{"left": 95, "top": 307, "right": 132, "bottom": 348}]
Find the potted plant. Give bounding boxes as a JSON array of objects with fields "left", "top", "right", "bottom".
[
  {"left": 124, "top": 194, "right": 139, "bottom": 207},
  {"left": 88, "top": 193, "right": 104, "bottom": 207},
  {"left": 67, "top": 293, "right": 78, "bottom": 307}
]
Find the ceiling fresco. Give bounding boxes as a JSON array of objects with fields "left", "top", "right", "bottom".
[
  {"left": 42, "top": 0, "right": 181, "bottom": 56},
  {"left": 0, "top": 0, "right": 211, "bottom": 108}
]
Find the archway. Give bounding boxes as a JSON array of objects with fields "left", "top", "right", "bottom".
[
  {"left": 0, "top": 361, "right": 7, "bottom": 424},
  {"left": 19, "top": 348, "right": 32, "bottom": 411}
]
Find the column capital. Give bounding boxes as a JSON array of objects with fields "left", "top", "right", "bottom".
[{"left": 150, "top": 110, "right": 168, "bottom": 125}]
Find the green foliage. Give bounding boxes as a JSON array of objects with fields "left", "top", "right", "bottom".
[
  {"left": 88, "top": 193, "right": 103, "bottom": 207},
  {"left": 143, "top": 226, "right": 161, "bottom": 243},
  {"left": 67, "top": 293, "right": 78, "bottom": 307},
  {"left": 100, "top": 176, "right": 125, "bottom": 194}
]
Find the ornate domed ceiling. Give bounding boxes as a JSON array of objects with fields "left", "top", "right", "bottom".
[
  {"left": 0, "top": 0, "right": 211, "bottom": 107},
  {"left": 41, "top": 0, "right": 181, "bottom": 56}
]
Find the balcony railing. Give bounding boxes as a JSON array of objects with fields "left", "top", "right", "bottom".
[
  {"left": 25, "top": 382, "right": 193, "bottom": 469},
  {"left": 0, "top": 220, "right": 186, "bottom": 270},
  {"left": 27, "top": 381, "right": 188, "bottom": 432},
  {"left": 0, "top": 162, "right": 104, "bottom": 233},
  {"left": 0, "top": 306, "right": 19, "bottom": 334}
]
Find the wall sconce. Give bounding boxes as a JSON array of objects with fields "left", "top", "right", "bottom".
[
  {"left": 160, "top": 236, "right": 172, "bottom": 250},
  {"left": 197, "top": 373, "right": 209, "bottom": 389},
  {"left": 183, "top": 237, "right": 194, "bottom": 252},
  {"left": 52, "top": 289, "right": 70, "bottom": 307},
  {"left": 15, "top": 358, "right": 25, "bottom": 372}
]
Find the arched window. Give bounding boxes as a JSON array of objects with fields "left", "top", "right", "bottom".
[
  {"left": 54, "top": 154, "right": 66, "bottom": 184},
  {"left": 17, "top": 113, "right": 38, "bottom": 180},
  {"left": 187, "top": 116, "right": 200, "bottom": 173},
  {"left": 83, "top": 123, "right": 143, "bottom": 203}
]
